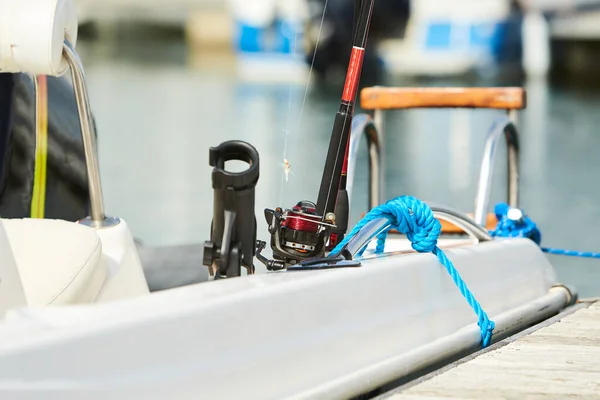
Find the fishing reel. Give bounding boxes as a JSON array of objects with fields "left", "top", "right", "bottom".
[{"left": 257, "top": 201, "right": 337, "bottom": 270}]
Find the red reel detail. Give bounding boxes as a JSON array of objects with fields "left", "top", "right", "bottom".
[{"left": 284, "top": 210, "right": 320, "bottom": 233}]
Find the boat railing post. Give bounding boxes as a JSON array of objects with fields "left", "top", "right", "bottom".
[
  {"left": 507, "top": 108, "right": 520, "bottom": 207},
  {"left": 346, "top": 114, "right": 383, "bottom": 214},
  {"left": 373, "top": 108, "right": 385, "bottom": 201},
  {"left": 473, "top": 114, "right": 520, "bottom": 226},
  {"left": 507, "top": 108, "right": 518, "bottom": 125},
  {"left": 62, "top": 39, "right": 118, "bottom": 228}
]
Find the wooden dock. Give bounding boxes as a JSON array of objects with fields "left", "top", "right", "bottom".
[{"left": 378, "top": 299, "right": 600, "bottom": 399}]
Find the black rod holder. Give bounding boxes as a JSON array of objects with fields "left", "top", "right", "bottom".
[{"left": 203, "top": 140, "right": 260, "bottom": 279}]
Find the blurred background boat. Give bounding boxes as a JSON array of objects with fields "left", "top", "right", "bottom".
[{"left": 72, "top": 0, "right": 600, "bottom": 81}]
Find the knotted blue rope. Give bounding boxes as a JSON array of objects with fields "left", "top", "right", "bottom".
[
  {"left": 331, "top": 196, "right": 495, "bottom": 348},
  {"left": 491, "top": 202, "right": 600, "bottom": 259}
]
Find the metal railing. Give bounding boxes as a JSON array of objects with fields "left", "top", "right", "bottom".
[
  {"left": 346, "top": 114, "right": 383, "bottom": 210},
  {"left": 60, "top": 40, "right": 118, "bottom": 228},
  {"left": 345, "top": 110, "right": 521, "bottom": 240},
  {"left": 341, "top": 204, "right": 493, "bottom": 258},
  {"left": 473, "top": 115, "right": 520, "bottom": 226}
]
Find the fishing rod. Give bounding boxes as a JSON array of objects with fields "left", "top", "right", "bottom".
[
  {"left": 316, "top": 0, "right": 373, "bottom": 219},
  {"left": 325, "top": 0, "right": 373, "bottom": 249},
  {"left": 258, "top": 0, "right": 376, "bottom": 270}
]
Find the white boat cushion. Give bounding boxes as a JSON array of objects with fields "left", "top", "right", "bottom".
[{"left": 2, "top": 218, "right": 107, "bottom": 307}]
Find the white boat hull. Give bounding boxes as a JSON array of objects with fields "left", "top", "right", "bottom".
[{"left": 0, "top": 237, "right": 564, "bottom": 399}]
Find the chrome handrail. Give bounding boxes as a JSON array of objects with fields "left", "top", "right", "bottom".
[
  {"left": 62, "top": 39, "right": 118, "bottom": 227},
  {"left": 341, "top": 204, "right": 492, "bottom": 258},
  {"left": 343, "top": 114, "right": 493, "bottom": 258},
  {"left": 346, "top": 114, "right": 383, "bottom": 211},
  {"left": 473, "top": 115, "right": 520, "bottom": 226},
  {"left": 430, "top": 204, "right": 493, "bottom": 242}
]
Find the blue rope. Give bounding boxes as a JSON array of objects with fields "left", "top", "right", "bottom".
[
  {"left": 490, "top": 203, "right": 600, "bottom": 259},
  {"left": 331, "top": 196, "right": 495, "bottom": 348}
]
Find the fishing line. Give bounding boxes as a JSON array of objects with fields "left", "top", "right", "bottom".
[
  {"left": 297, "top": 0, "right": 329, "bottom": 134},
  {"left": 280, "top": 0, "right": 302, "bottom": 205},
  {"left": 279, "top": 0, "right": 329, "bottom": 206}
]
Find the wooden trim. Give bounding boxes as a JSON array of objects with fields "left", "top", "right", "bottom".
[
  {"left": 389, "top": 213, "right": 496, "bottom": 234},
  {"left": 360, "top": 87, "right": 526, "bottom": 110},
  {"left": 439, "top": 213, "right": 497, "bottom": 234}
]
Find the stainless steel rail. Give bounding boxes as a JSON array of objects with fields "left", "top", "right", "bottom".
[
  {"left": 342, "top": 114, "right": 496, "bottom": 257},
  {"left": 346, "top": 114, "right": 383, "bottom": 210},
  {"left": 61, "top": 39, "right": 118, "bottom": 228},
  {"left": 347, "top": 113, "right": 520, "bottom": 229},
  {"left": 473, "top": 115, "right": 520, "bottom": 226},
  {"left": 342, "top": 204, "right": 492, "bottom": 258}
]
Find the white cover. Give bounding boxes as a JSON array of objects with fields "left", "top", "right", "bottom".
[
  {"left": 0, "top": 219, "right": 106, "bottom": 309},
  {"left": 0, "top": 0, "right": 78, "bottom": 75}
]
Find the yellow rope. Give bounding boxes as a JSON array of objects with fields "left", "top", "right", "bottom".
[{"left": 31, "top": 75, "right": 48, "bottom": 218}]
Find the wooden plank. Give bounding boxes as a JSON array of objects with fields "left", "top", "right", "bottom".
[
  {"left": 439, "top": 212, "right": 497, "bottom": 234},
  {"left": 386, "top": 301, "right": 600, "bottom": 399},
  {"left": 360, "top": 87, "right": 526, "bottom": 110}
]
